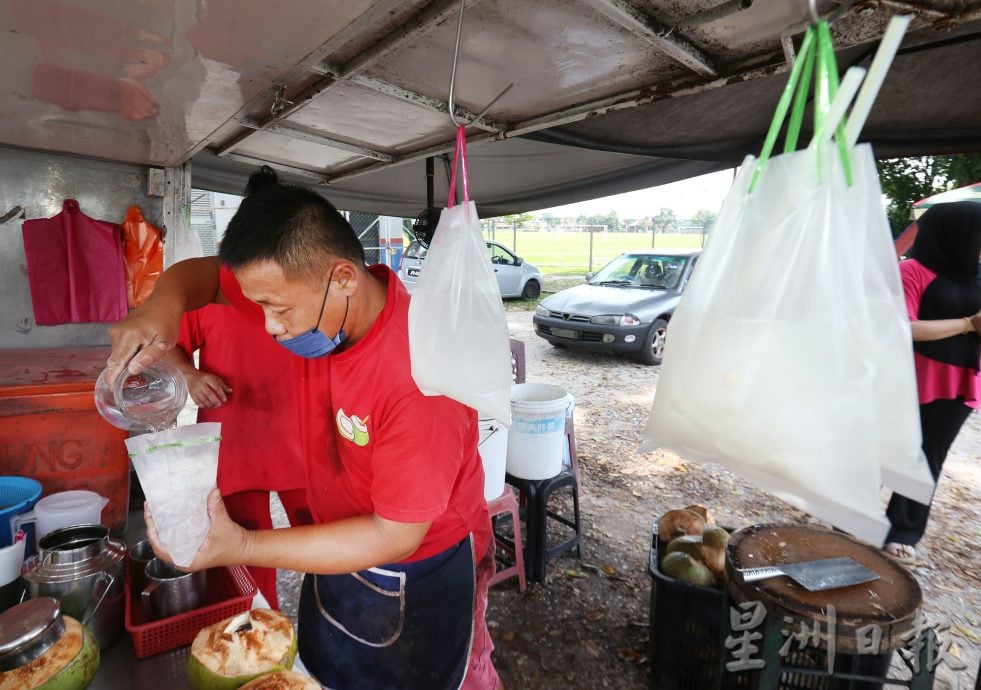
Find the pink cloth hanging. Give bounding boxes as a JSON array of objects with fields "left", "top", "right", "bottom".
[{"left": 22, "top": 199, "right": 128, "bottom": 325}]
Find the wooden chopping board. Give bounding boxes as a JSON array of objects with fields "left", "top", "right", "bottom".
[{"left": 726, "top": 524, "right": 921, "bottom": 654}]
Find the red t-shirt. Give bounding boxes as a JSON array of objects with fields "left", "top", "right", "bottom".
[
  {"left": 219, "top": 264, "right": 491, "bottom": 563},
  {"left": 176, "top": 304, "right": 307, "bottom": 494},
  {"left": 901, "top": 258, "right": 981, "bottom": 409}
]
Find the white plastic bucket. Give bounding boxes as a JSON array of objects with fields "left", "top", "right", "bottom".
[
  {"left": 506, "top": 383, "right": 573, "bottom": 480},
  {"left": 477, "top": 419, "right": 508, "bottom": 501}
]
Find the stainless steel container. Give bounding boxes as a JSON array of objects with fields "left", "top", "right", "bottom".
[{"left": 20, "top": 524, "right": 126, "bottom": 650}]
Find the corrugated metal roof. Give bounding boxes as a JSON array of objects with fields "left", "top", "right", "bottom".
[{"left": 2, "top": 0, "right": 979, "bottom": 215}]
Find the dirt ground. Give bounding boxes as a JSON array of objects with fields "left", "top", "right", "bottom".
[{"left": 275, "top": 307, "right": 980, "bottom": 689}]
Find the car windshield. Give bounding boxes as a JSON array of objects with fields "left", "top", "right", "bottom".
[{"left": 589, "top": 254, "right": 688, "bottom": 289}]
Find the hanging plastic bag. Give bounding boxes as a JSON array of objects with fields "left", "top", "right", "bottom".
[
  {"left": 640, "top": 22, "right": 932, "bottom": 546},
  {"left": 408, "top": 125, "right": 513, "bottom": 423},
  {"left": 125, "top": 423, "right": 221, "bottom": 568},
  {"left": 21, "top": 199, "right": 128, "bottom": 325},
  {"left": 121, "top": 205, "right": 164, "bottom": 308}
]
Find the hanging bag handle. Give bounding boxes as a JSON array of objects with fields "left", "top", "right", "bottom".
[
  {"left": 749, "top": 26, "right": 817, "bottom": 192},
  {"left": 749, "top": 21, "right": 854, "bottom": 192},
  {"left": 446, "top": 125, "right": 470, "bottom": 208}
]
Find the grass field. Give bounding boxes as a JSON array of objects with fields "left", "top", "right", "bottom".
[{"left": 482, "top": 230, "right": 705, "bottom": 275}]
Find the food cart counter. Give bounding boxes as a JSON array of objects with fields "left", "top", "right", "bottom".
[{"left": 87, "top": 510, "right": 314, "bottom": 689}]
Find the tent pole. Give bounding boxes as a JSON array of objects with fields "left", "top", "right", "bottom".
[{"left": 426, "top": 157, "right": 435, "bottom": 209}]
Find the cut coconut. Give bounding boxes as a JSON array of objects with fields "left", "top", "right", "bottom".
[
  {"left": 187, "top": 609, "right": 297, "bottom": 690},
  {"left": 684, "top": 504, "right": 716, "bottom": 525},
  {"left": 657, "top": 509, "right": 706, "bottom": 544},
  {"left": 239, "top": 670, "right": 322, "bottom": 689},
  {"left": 701, "top": 525, "right": 730, "bottom": 586},
  {"left": 0, "top": 616, "right": 100, "bottom": 690}
]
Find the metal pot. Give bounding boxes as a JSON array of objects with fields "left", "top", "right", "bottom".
[
  {"left": 0, "top": 597, "right": 99, "bottom": 689},
  {"left": 20, "top": 524, "right": 126, "bottom": 650}
]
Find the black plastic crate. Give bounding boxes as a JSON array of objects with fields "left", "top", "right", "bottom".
[
  {"left": 648, "top": 523, "right": 749, "bottom": 689},
  {"left": 648, "top": 521, "right": 933, "bottom": 690}
]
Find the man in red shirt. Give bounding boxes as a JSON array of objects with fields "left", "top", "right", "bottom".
[
  {"left": 106, "top": 167, "right": 500, "bottom": 690},
  {"left": 165, "top": 304, "right": 311, "bottom": 609}
]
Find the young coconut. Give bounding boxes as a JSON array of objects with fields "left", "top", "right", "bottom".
[
  {"left": 238, "top": 670, "right": 322, "bottom": 690},
  {"left": 657, "top": 509, "right": 706, "bottom": 545},
  {"left": 660, "top": 552, "right": 715, "bottom": 588},
  {"left": 663, "top": 534, "right": 703, "bottom": 564},
  {"left": 701, "top": 525, "right": 730, "bottom": 587},
  {"left": 187, "top": 609, "right": 297, "bottom": 690},
  {"left": 0, "top": 616, "right": 99, "bottom": 690}
]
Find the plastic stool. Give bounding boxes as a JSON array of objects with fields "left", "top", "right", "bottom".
[
  {"left": 504, "top": 418, "right": 583, "bottom": 583},
  {"left": 505, "top": 470, "right": 582, "bottom": 582},
  {"left": 487, "top": 489, "right": 526, "bottom": 591}
]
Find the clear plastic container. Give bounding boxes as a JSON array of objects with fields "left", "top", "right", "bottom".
[{"left": 95, "top": 362, "right": 188, "bottom": 432}]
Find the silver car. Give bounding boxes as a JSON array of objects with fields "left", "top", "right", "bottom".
[
  {"left": 533, "top": 249, "right": 700, "bottom": 365},
  {"left": 399, "top": 239, "right": 544, "bottom": 299}
]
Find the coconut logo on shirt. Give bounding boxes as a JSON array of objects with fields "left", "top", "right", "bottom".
[{"left": 336, "top": 408, "right": 370, "bottom": 447}]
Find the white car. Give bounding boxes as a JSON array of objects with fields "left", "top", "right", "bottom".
[{"left": 399, "top": 239, "right": 544, "bottom": 299}]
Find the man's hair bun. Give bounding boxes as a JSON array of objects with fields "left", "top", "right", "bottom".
[{"left": 245, "top": 165, "right": 279, "bottom": 197}]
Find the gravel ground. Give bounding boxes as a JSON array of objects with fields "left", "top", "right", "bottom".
[{"left": 266, "top": 307, "right": 979, "bottom": 689}]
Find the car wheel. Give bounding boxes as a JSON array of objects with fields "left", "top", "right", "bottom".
[
  {"left": 637, "top": 318, "right": 668, "bottom": 365},
  {"left": 550, "top": 342, "right": 568, "bottom": 349},
  {"left": 521, "top": 280, "right": 541, "bottom": 300}
]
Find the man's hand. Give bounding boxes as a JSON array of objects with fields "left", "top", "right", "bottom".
[
  {"left": 145, "top": 489, "right": 253, "bottom": 572},
  {"left": 106, "top": 303, "right": 182, "bottom": 383},
  {"left": 186, "top": 371, "right": 233, "bottom": 408}
]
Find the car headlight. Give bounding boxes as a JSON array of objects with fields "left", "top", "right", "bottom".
[
  {"left": 535, "top": 305, "right": 549, "bottom": 317},
  {"left": 589, "top": 314, "right": 641, "bottom": 326}
]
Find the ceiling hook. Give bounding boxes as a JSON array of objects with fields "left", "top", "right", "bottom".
[
  {"left": 806, "top": 0, "right": 857, "bottom": 26},
  {"left": 448, "top": 0, "right": 513, "bottom": 128},
  {"left": 270, "top": 84, "right": 294, "bottom": 118},
  {"left": 807, "top": 0, "right": 821, "bottom": 24}
]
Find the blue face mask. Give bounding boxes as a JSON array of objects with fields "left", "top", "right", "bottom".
[{"left": 277, "top": 271, "right": 349, "bottom": 359}]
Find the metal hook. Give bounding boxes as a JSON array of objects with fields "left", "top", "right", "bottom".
[
  {"left": 807, "top": 0, "right": 820, "bottom": 24},
  {"left": 806, "top": 0, "right": 856, "bottom": 26},
  {"left": 270, "top": 84, "right": 294, "bottom": 118},
  {"left": 448, "top": 0, "right": 513, "bottom": 128}
]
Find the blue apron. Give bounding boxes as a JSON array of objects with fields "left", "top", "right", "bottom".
[{"left": 298, "top": 536, "right": 476, "bottom": 690}]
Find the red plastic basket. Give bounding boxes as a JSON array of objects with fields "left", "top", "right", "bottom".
[{"left": 125, "top": 564, "right": 257, "bottom": 658}]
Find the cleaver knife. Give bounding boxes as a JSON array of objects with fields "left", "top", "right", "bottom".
[{"left": 737, "top": 556, "right": 880, "bottom": 592}]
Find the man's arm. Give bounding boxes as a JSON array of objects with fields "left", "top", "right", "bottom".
[
  {"left": 107, "top": 257, "right": 226, "bottom": 382},
  {"left": 147, "top": 490, "right": 429, "bottom": 574}
]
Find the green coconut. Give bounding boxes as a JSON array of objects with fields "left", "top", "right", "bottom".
[
  {"left": 663, "top": 534, "right": 703, "bottom": 562},
  {"left": 187, "top": 609, "right": 297, "bottom": 690},
  {"left": 238, "top": 670, "right": 322, "bottom": 689},
  {"left": 660, "top": 551, "right": 716, "bottom": 588},
  {"left": 0, "top": 616, "right": 100, "bottom": 690}
]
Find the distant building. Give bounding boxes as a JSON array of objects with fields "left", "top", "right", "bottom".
[{"left": 623, "top": 217, "right": 653, "bottom": 233}]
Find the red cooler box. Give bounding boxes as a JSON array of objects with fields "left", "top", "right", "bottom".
[{"left": 0, "top": 348, "right": 129, "bottom": 535}]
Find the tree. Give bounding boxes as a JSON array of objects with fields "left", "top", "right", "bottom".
[
  {"left": 501, "top": 212, "right": 535, "bottom": 228},
  {"left": 877, "top": 154, "right": 981, "bottom": 237},
  {"left": 541, "top": 211, "right": 560, "bottom": 228},
  {"left": 690, "top": 209, "right": 717, "bottom": 231},
  {"left": 651, "top": 208, "right": 677, "bottom": 234}
]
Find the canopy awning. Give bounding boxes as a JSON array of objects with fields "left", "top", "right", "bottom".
[{"left": 2, "top": 0, "right": 979, "bottom": 216}]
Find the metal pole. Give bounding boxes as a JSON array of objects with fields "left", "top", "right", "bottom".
[
  {"left": 651, "top": 224, "right": 656, "bottom": 249},
  {"left": 588, "top": 226, "right": 594, "bottom": 274},
  {"left": 426, "top": 156, "right": 435, "bottom": 209},
  {"left": 512, "top": 219, "right": 517, "bottom": 251}
]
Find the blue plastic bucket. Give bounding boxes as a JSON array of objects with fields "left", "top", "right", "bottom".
[{"left": 0, "top": 476, "right": 43, "bottom": 547}]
